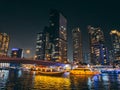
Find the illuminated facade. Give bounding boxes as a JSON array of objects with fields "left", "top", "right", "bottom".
[
  {"left": 0, "top": 33, "right": 9, "bottom": 56},
  {"left": 35, "top": 32, "right": 45, "bottom": 60},
  {"left": 83, "top": 53, "right": 90, "bottom": 64},
  {"left": 35, "top": 10, "right": 67, "bottom": 63},
  {"left": 88, "top": 26, "right": 109, "bottom": 65},
  {"left": 47, "top": 9, "right": 67, "bottom": 62},
  {"left": 72, "top": 28, "right": 83, "bottom": 63},
  {"left": 110, "top": 30, "right": 120, "bottom": 61},
  {"left": 11, "top": 48, "right": 23, "bottom": 58},
  {"left": 108, "top": 50, "right": 114, "bottom": 64},
  {"left": 44, "top": 27, "right": 52, "bottom": 61}
]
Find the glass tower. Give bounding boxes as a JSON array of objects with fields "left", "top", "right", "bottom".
[
  {"left": 35, "top": 10, "right": 67, "bottom": 63},
  {"left": 88, "top": 26, "right": 109, "bottom": 65},
  {"left": 0, "top": 33, "right": 9, "bottom": 57},
  {"left": 72, "top": 28, "right": 83, "bottom": 64},
  {"left": 48, "top": 9, "right": 67, "bottom": 62},
  {"left": 110, "top": 30, "right": 120, "bottom": 61},
  {"left": 35, "top": 32, "right": 45, "bottom": 60}
]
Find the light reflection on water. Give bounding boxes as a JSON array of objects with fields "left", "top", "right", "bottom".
[
  {"left": 1, "top": 70, "right": 120, "bottom": 90},
  {"left": 33, "top": 75, "right": 71, "bottom": 90}
]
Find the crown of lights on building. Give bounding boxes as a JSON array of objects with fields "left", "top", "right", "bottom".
[{"left": 110, "top": 30, "right": 120, "bottom": 36}]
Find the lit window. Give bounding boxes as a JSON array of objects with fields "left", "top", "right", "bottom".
[
  {"left": 36, "top": 45, "right": 41, "bottom": 48},
  {"left": 51, "top": 23, "right": 54, "bottom": 26},
  {"left": 36, "top": 49, "right": 39, "bottom": 51},
  {"left": 61, "top": 26, "right": 63, "bottom": 28}
]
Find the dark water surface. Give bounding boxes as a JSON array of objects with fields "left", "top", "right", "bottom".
[{"left": 0, "top": 69, "right": 120, "bottom": 90}]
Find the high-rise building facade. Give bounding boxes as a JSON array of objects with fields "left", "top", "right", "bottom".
[
  {"left": 88, "top": 26, "right": 109, "bottom": 65},
  {"left": 47, "top": 9, "right": 67, "bottom": 62},
  {"left": 108, "top": 50, "right": 114, "bottom": 64},
  {"left": 35, "top": 10, "right": 67, "bottom": 63},
  {"left": 83, "top": 53, "right": 90, "bottom": 64},
  {"left": 35, "top": 32, "right": 45, "bottom": 60},
  {"left": 72, "top": 28, "right": 83, "bottom": 64},
  {"left": 110, "top": 30, "right": 120, "bottom": 61},
  {"left": 0, "top": 33, "right": 9, "bottom": 56},
  {"left": 11, "top": 48, "right": 23, "bottom": 58}
]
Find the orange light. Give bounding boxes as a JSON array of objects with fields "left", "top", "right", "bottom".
[{"left": 26, "top": 50, "right": 30, "bottom": 54}]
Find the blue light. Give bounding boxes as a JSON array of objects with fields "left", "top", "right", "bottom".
[{"left": 12, "top": 48, "right": 19, "bottom": 51}]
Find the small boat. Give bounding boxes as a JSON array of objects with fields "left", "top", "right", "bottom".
[
  {"left": 70, "top": 67, "right": 100, "bottom": 75},
  {"left": 36, "top": 68, "right": 64, "bottom": 76},
  {"left": 38, "top": 71, "right": 64, "bottom": 76}
]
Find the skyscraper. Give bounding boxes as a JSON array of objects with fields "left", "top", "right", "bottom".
[
  {"left": 88, "top": 26, "right": 109, "bottom": 65},
  {"left": 0, "top": 33, "right": 9, "bottom": 57},
  {"left": 110, "top": 30, "right": 120, "bottom": 61},
  {"left": 72, "top": 28, "right": 83, "bottom": 64},
  {"left": 35, "top": 10, "right": 67, "bottom": 63},
  {"left": 48, "top": 9, "right": 67, "bottom": 62},
  {"left": 35, "top": 31, "right": 45, "bottom": 60}
]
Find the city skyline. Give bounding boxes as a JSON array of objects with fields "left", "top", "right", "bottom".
[{"left": 0, "top": 0, "right": 120, "bottom": 60}]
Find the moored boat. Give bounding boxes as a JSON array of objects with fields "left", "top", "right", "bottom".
[
  {"left": 70, "top": 67, "right": 100, "bottom": 75},
  {"left": 38, "top": 71, "right": 64, "bottom": 76},
  {"left": 35, "top": 68, "right": 64, "bottom": 76}
]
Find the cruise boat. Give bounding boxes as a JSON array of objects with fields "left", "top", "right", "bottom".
[
  {"left": 70, "top": 67, "right": 100, "bottom": 75},
  {"left": 38, "top": 71, "right": 64, "bottom": 76},
  {"left": 36, "top": 68, "right": 64, "bottom": 76}
]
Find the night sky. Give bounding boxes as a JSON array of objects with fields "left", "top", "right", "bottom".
[{"left": 0, "top": 0, "right": 120, "bottom": 60}]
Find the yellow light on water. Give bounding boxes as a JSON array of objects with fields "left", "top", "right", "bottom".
[{"left": 33, "top": 75, "right": 71, "bottom": 90}]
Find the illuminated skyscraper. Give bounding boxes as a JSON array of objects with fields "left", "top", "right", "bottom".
[
  {"left": 0, "top": 33, "right": 9, "bottom": 56},
  {"left": 48, "top": 9, "right": 67, "bottom": 62},
  {"left": 110, "top": 30, "right": 120, "bottom": 61},
  {"left": 35, "top": 10, "right": 67, "bottom": 63},
  {"left": 72, "top": 28, "right": 83, "bottom": 63},
  {"left": 88, "top": 26, "right": 109, "bottom": 65},
  {"left": 35, "top": 31, "right": 45, "bottom": 60}
]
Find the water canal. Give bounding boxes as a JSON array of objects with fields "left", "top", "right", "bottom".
[{"left": 0, "top": 69, "right": 120, "bottom": 90}]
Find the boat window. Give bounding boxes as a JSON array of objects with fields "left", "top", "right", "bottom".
[
  {"left": 47, "top": 69, "right": 51, "bottom": 72},
  {"left": 85, "top": 69, "right": 91, "bottom": 71},
  {"left": 73, "top": 69, "right": 90, "bottom": 71}
]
